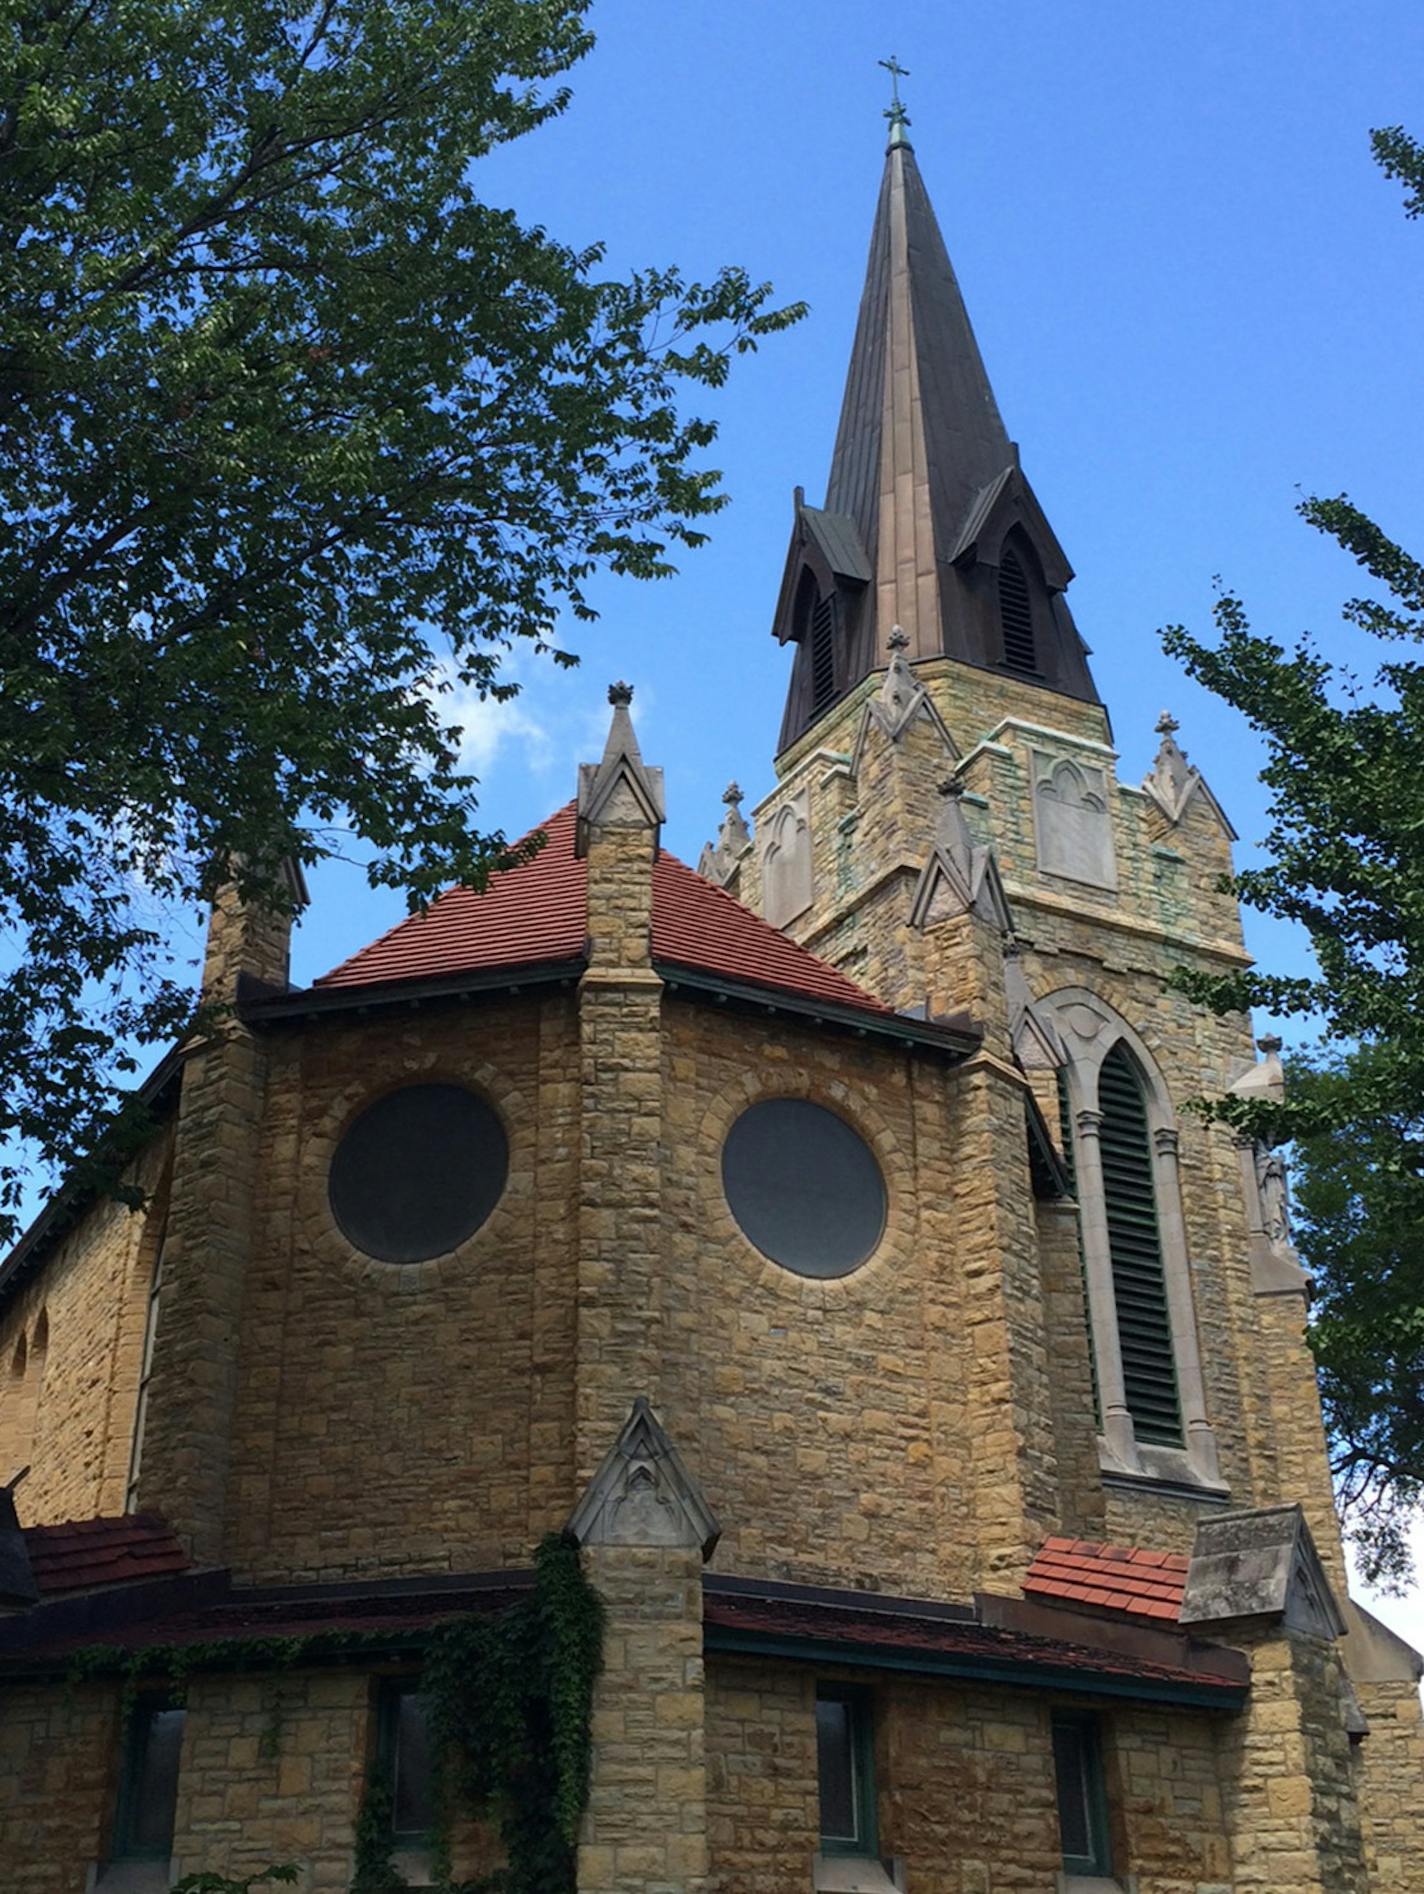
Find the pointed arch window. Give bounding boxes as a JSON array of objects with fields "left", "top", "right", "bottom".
[
  {"left": 1044, "top": 990, "right": 1222, "bottom": 1491},
  {"left": 999, "top": 547, "right": 1036, "bottom": 672},
  {"left": 1098, "top": 1045, "right": 1182, "bottom": 1446},
  {"left": 794, "top": 568, "right": 838, "bottom": 714}
]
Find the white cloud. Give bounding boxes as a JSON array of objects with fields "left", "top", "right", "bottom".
[{"left": 423, "top": 657, "right": 554, "bottom": 780}]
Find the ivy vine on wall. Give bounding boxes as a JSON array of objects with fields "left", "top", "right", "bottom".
[
  {"left": 64, "top": 1532, "right": 604, "bottom": 1894},
  {"left": 358, "top": 1531, "right": 605, "bottom": 1894}
]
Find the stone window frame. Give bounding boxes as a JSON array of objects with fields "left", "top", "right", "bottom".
[
  {"left": 108, "top": 1692, "right": 186, "bottom": 1869},
  {"left": 1041, "top": 988, "right": 1224, "bottom": 1496},
  {"left": 303, "top": 1052, "right": 528, "bottom": 1293},
  {"left": 1051, "top": 1710, "right": 1113, "bottom": 1878},
  {"left": 125, "top": 1239, "right": 166, "bottom": 1511},
  {"left": 697, "top": 1065, "right": 913, "bottom": 1308}
]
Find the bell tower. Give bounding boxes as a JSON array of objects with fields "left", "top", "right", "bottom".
[
  {"left": 710, "top": 83, "right": 1252, "bottom": 1517},
  {"left": 771, "top": 81, "right": 1098, "bottom": 757}
]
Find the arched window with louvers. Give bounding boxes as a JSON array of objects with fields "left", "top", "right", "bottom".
[
  {"left": 793, "top": 567, "right": 839, "bottom": 715},
  {"left": 1045, "top": 990, "right": 1223, "bottom": 1493},
  {"left": 1096, "top": 1044, "right": 1181, "bottom": 1448},
  {"left": 998, "top": 538, "right": 1037, "bottom": 673}
]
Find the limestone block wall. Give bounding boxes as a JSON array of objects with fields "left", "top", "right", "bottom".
[
  {"left": 0, "top": 1680, "right": 118, "bottom": 1894},
  {"left": 0, "top": 1130, "right": 170, "bottom": 1523},
  {"left": 1216, "top": 1626, "right": 1369, "bottom": 1893},
  {"left": 168, "top": 1670, "right": 367, "bottom": 1889},
  {"left": 1355, "top": 1678, "right": 1424, "bottom": 1890},
  {"left": 706, "top": 1659, "right": 818, "bottom": 1892},
  {"left": 222, "top": 992, "right": 581, "bottom": 1583},
  {"left": 707, "top": 1656, "right": 1240, "bottom": 1894},
  {"left": 658, "top": 1004, "right": 978, "bottom": 1596}
]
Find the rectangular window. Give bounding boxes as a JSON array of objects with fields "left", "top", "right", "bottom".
[
  {"left": 1052, "top": 1711, "right": 1112, "bottom": 1877},
  {"left": 113, "top": 1697, "right": 185, "bottom": 1860},
  {"left": 380, "top": 1680, "right": 435, "bottom": 1841},
  {"left": 815, "top": 1683, "right": 877, "bottom": 1857}
]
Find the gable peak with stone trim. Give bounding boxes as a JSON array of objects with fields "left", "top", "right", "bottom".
[
  {"left": 576, "top": 681, "right": 666, "bottom": 856},
  {"left": 566, "top": 1396, "right": 721, "bottom": 1561}
]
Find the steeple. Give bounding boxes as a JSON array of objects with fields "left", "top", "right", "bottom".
[{"left": 773, "top": 90, "right": 1100, "bottom": 753}]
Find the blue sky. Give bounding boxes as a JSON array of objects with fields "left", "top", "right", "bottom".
[{"left": 281, "top": 0, "right": 1424, "bottom": 1008}]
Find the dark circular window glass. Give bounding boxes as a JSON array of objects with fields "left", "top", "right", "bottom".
[
  {"left": 722, "top": 1098, "right": 886, "bottom": 1278},
  {"left": 329, "top": 1083, "right": 508, "bottom": 1264}
]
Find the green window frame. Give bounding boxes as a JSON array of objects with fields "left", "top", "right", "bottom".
[
  {"left": 112, "top": 1694, "right": 185, "bottom": 1861},
  {"left": 815, "top": 1682, "right": 878, "bottom": 1857},
  {"left": 377, "top": 1678, "right": 436, "bottom": 1844},
  {"left": 1052, "top": 1711, "right": 1112, "bottom": 1878}
]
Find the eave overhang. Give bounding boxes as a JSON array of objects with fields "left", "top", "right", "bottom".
[
  {"left": 655, "top": 962, "right": 980, "bottom": 1061},
  {"left": 238, "top": 955, "right": 590, "bottom": 1027},
  {"left": 703, "top": 1575, "right": 1247, "bottom": 1713},
  {"left": 0, "top": 1040, "right": 186, "bottom": 1309}
]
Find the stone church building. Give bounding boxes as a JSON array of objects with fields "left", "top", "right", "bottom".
[{"left": 2, "top": 105, "right": 1422, "bottom": 1894}]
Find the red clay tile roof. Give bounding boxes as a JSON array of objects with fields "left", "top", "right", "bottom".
[
  {"left": 1024, "top": 1536, "right": 1190, "bottom": 1624},
  {"left": 316, "top": 802, "right": 893, "bottom": 1019},
  {"left": 703, "top": 1588, "right": 1239, "bottom": 1698},
  {"left": 24, "top": 1513, "right": 190, "bottom": 1595}
]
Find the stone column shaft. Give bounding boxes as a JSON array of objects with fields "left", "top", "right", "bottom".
[{"left": 1071, "top": 1107, "right": 1138, "bottom": 1470}]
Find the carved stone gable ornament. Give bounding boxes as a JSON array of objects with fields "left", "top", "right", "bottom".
[
  {"left": 566, "top": 1396, "right": 721, "bottom": 1561},
  {"left": 698, "top": 782, "right": 754, "bottom": 887},
  {"left": 1179, "top": 1503, "right": 1346, "bottom": 1641},
  {"left": 909, "top": 780, "right": 1013, "bottom": 934},
  {"left": 1004, "top": 946, "right": 1066, "bottom": 1070},
  {"left": 1141, "top": 710, "right": 1238, "bottom": 839},
  {"left": 575, "top": 683, "right": 667, "bottom": 857},
  {"left": 849, "top": 628, "right": 959, "bottom": 779}
]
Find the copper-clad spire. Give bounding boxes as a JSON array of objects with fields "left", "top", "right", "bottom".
[{"left": 773, "top": 102, "right": 1099, "bottom": 753}]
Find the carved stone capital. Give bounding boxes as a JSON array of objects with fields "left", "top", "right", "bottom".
[
  {"left": 1153, "top": 1125, "right": 1181, "bottom": 1158},
  {"left": 1074, "top": 1108, "right": 1104, "bottom": 1140}
]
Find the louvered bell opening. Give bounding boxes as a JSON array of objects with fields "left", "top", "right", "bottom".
[
  {"left": 809, "top": 594, "right": 837, "bottom": 712},
  {"left": 1098, "top": 1047, "right": 1182, "bottom": 1446},
  {"left": 1056, "top": 1068, "right": 1101, "bottom": 1427},
  {"left": 999, "top": 550, "right": 1037, "bottom": 673}
]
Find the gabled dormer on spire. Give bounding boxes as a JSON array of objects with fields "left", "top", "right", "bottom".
[{"left": 774, "top": 111, "right": 1100, "bottom": 753}]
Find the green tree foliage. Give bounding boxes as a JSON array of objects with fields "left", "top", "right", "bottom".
[
  {"left": 1288, "top": 1045, "right": 1424, "bottom": 1588},
  {"left": 0, "top": 0, "right": 803, "bottom": 1234},
  {"left": 1162, "top": 127, "right": 1424, "bottom": 1573}
]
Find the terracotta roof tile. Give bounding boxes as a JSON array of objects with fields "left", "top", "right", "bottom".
[
  {"left": 1024, "top": 1536, "right": 1190, "bottom": 1623},
  {"left": 24, "top": 1514, "right": 189, "bottom": 1595},
  {"left": 316, "top": 803, "right": 893, "bottom": 1020},
  {"left": 703, "top": 1590, "right": 1240, "bottom": 1697}
]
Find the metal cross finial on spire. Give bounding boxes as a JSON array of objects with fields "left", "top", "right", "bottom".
[{"left": 879, "top": 54, "right": 913, "bottom": 149}]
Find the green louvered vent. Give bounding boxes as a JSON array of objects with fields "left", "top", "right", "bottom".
[
  {"left": 1056, "top": 1068, "right": 1100, "bottom": 1427},
  {"left": 1098, "top": 1044, "right": 1182, "bottom": 1445},
  {"left": 810, "top": 595, "right": 837, "bottom": 710},
  {"left": 999, "top": 548, "right": 1036, "bottom": 672}
]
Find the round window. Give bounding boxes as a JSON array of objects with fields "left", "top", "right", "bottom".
[
  {"left": 721, "top": 1098, "right": 886, "bottom": 1278},
  {"left": 329, "top": 1083, "right": 508, "bottom": 1264}
]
